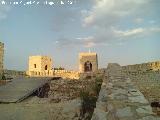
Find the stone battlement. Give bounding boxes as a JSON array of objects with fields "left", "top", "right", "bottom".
[
  {"left": 79, "top": 52, "right": 97, "bottom": 57},
  {"left": 122, "top": 61, "right": 160, "bottom": 71}
]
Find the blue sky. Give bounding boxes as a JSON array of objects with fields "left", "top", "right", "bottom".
[{"left": 0, "top": 0, "right": 160, "bottom": 71}]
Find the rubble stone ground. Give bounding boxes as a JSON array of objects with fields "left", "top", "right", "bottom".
[
  {"left": 48, "top": 78, "right": 94, "bottom": 102},
  {"left": 125, "top": 71, "right": 160, "bottom": 103},
  {"left": 0, "top": 97, "right": 81, "bottom": 120},
  {"left": 123, "top": 70, "right": 160, "bottom": 116}
]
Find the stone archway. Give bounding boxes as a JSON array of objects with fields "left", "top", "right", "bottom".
[{"left": 84, "top": 61, "right": 92, "bottom": 72}]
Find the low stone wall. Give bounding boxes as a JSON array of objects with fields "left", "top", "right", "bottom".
[
  {"left": 92, "top": 63, "right": 160, "bottom": 120},
  {"left": 4, "top": 70, "right": 26, "bottom": 79},
  {"left": 27, "top": 70, "right": 54, "bottom": 77},
  {"left": 122, "top": 61, "right": 160, "bottom": 72},
  {"left": 54, "top": 71, "right": 80, "bottom": 79},
  {"left": 27, "top": 70, "right": 80, "bottom": 79}
]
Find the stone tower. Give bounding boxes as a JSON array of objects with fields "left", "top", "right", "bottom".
[
  {"left": 0, "top": 42, "right": 4, "bottom": 78},
  {"left": 79, "top": 52, "right": 98, "bottom": 73},
  {"left": 28, "top": 56, "right": 53, "bottom": 76}
]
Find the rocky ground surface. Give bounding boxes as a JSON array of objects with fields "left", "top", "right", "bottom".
[
  {"left": 123, "top": 71, "right": 160, "bottom": 116},
  {"left": 125, "top": 71, "right": 160, "bottom": 102},
  {"left": 48, "top": 78, "right": 94, "bottom": 102},
  {"left": 0, "top": 77, "right": 100, "bottom": 120},
  {"left": 0, "top": 97, "right": 81, "bottom": 120}
]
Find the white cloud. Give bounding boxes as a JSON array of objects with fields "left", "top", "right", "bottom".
[
  {"left": 84, "top": 42, "right": 96, "bottom": 48},
  {"left": 83, "top": 0, "right": 151, "bottom": 27},
  {"left": 113, "top": 27, "right": 160, "bottom": 40},
  {"left": 80, "top": 0, "right": 160, "bottom": 46},
  {"left": 56, "top": 0, "right": 160, "bottom": 48},
  {"left": 76, "top": 36, "right": 96, "bottom": 48},
  {"left": 56, "top": 26, "right": 160, "bottom": 48},
  {"left": 150, "top": 27, "right": 160, "bottom": 32},
  {"left": 113, "top": 28, "right": 144, "bottom": 37}
]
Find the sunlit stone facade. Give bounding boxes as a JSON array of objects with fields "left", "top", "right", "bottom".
[{"left": 28, "top": 56, "right": 53, "bottom": 76}]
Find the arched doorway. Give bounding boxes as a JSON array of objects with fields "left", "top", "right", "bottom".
[
  {"left": 45, "top": 65, "right": 48, "bottom": 70},
  {"left": 84, "top": 61, "right": 92, "bottom": 72}
]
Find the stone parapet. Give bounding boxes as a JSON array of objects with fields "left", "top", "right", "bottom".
[
  {"left": 122, "top": 61, "right": 160, "bottom": 72},
  {"left": 27, "top": 70, "right": 80, "bottom": 79},
  {"left": 92, "top": 63, "right": 160, "bottom": 120}
]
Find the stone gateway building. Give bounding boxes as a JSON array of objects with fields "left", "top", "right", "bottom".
[
  {"left": 79, "top": 52, "right": 98, "bottom": 73},
  {"left": 0, "top": 42, "right": 4, "bottom": 78}
]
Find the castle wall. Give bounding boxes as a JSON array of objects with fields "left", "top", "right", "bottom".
[
  {"left": 0, "top": 42, "right": 4, "bottom": 78},
  {"left": 92, "top": 63, "right": 159, "bottom": 119},
  {"left": 27, "top": 69, "right": 80, "bottom": 79},
  {"left": 122, "top": 61, "right": 160, "bottom": 72}
]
